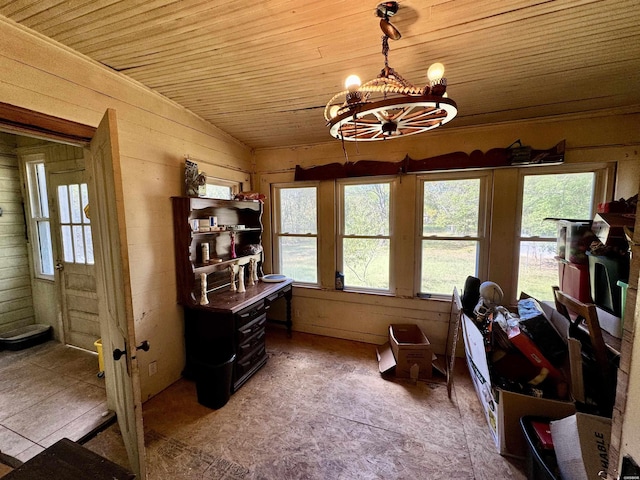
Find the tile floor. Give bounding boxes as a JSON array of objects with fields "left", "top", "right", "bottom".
[
  {"left": 0, "top": 340, "right": 111, "bottom": 463},
  {"left": 85, "top": 327, "right": 526, "bottom": 479}
]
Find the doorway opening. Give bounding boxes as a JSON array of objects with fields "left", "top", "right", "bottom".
[{"left": 0, "top": 131, "right": 116, "bottom": 463}]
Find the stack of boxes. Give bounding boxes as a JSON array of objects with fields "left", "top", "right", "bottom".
[{"left": 555, "top": 212, "right": 633, "bottom": 320}]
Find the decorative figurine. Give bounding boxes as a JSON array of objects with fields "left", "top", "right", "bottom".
[
  {"left": 185, "top": 158, "right": 207, "bottom": 197},
  {"left": 252, "top": 259, "right": 259, "bottom": 283},
  {"left": 229, "top": 265, "right": 237, "bottom": 292},
  {"left": 238, "top": 265, "right": 246, "bottom": 293},
  {"left": 199, "top": 273, "right": 209, "bottom": 305},
  {"left": 248, "top": 258, "right": 256, "bottom": 286},
  {"left": 230, "top": 231, "right": 237, "bottom": 259}
]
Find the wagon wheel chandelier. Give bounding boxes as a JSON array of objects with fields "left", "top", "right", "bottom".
[{"left": 324, "top": 1, "right": 457, "bottom": 141}]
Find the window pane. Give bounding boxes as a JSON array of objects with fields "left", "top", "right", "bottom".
[
  {"left": 280, "top": 188, "right": 317, "bottom": 234},
  {"left": 521, "top": 173, "right": 594, "bottom": 237},
  {"left": 85, "top": 226, "right": 95, "bottom": 264},
  {"left": 279, "top": 237, "right": 317, "bottom": 283},
  {"left": 81, "top": 184, "right": 90, "bottom": 223},
  {"left": 61, "top": 225, "right": 73, "bottom": 262},
  {"left": 69, "top": 184, "right": 82, "bottom": 224},
  {"left": 35, "top": 163, "right": 49, "bottom": 217},
  {"left": 344, "top": 183, "right": 389, "bottom": 236},
  {"left": 423, "top": 179, "right": 480, "bottom": 236},
  {"left": 517, "top": 241, "right": 557, "bottom": 301},
  {"left": 37, "top": 221, "right": 54, "bottom": 275},
  {"left": 58, "top": 185, "right": 70, "bottom": 223},
  {"left": 421, "top": 240, "right": 478, "bottom": 295},
  {"left": 343, "top": 238, "right": 389, "bottom": 289},
  {"left": 205, "top": 184, "right": 232, "bottom": 199},
  {"left": 72, "top": 225, "right": 85, "bottom": 263}
]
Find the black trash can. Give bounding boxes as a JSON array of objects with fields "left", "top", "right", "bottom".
[{"left": 191, "top": 353, "right": 236, "bottom": 409}]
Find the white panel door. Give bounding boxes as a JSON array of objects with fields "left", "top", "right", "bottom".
[
  {"left": 49, "top": 170, "right": 99, "bottom": 351},
  {"left": 87, "top": 109, "right": 146, "bottom": 479}
]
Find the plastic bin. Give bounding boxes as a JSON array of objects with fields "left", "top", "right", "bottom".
[
  {"left": 94, "top": 339, "right": 105, "bottom": 378},
  {"left": 617, "top": 280, "right": 629, "bottom": 328},
  {"left": 520, "top": 416, "right": 560, "bottom": 480},
  {"left": 556, "top": 220, "right": 594, "bottom": 264},
  {"left": 192, "top": 354, "right": 236, "bottom": 409},
  {"left": 587, "top": 252, "right": 630, "bottom": 317}
]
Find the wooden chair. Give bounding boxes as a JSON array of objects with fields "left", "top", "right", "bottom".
[{"left": 553, "top": 286, "right": 615, "bottom": 415}]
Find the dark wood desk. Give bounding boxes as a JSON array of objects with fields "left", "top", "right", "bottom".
[
  {"left": 3, "top": 438, "right": 134, "bottom": 480},
  {"left": 184, "top": 278, "right": 293, "bottom": 393}
]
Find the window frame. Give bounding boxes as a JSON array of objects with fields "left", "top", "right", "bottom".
[
  {"left": 513, "top": 162, "right": 614, "bottom": 300},
  {"left": 204, "top": 176, "right": 241, "bottom": 200},
  {"left": 337, "top": 176, "right": 396, "bottom": 294},
  {"left": 23, "top": 155, "right": 55, "bottom": 281},
  {"left": 271, "top": 181, "right": 320, "bottom": 287},
  {"left": 415, "top": 170, "right": 491, "bottom": 299}
]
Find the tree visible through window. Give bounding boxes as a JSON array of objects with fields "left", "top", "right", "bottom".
[
  {"left": 420, "top": 177, "right": 483, "bottom": 295},
  {"left": 517, "top": 172, "right": 595, "bottom": 300},
  {"left": 274, "top": 186, "right": 318, "bottom": 284},
  {"left": 340, "top": 181, "right": 392, "bottom": 291}
]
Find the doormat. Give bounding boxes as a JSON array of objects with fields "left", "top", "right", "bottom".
[{"left": 145, "top": 429, "right": 249, "bottom": 479}]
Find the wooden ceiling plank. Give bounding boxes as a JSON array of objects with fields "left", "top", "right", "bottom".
[
  {"left": 0, "top": 0, "right": 66, "bottom": 22},
  {"left": 26, "top": 0, "right": 123, "bottom": 33},
  {"left": 81, "top": 0, "right": 350, "bottom": 61}
]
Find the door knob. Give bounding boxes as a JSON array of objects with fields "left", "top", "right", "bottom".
[
  {"left": 113, "top": 347, "right": 126, "bottom": 361},
  {"left": 136, "top": 340, "right": 150, "bottom": 352},
  {"left": 55, "top": 262, "right": 64, "bottom": 271}
]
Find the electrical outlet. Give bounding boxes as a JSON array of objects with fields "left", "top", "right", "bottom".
[{"left": 148, "top": 361, "right": 157, "bottom": 376}]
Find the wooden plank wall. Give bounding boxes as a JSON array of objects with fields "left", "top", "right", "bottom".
[
  {"left": 0, "top": 18, "right": 253, "bottom": 401},
  {"left": 0, "top": 133, "right": 35, "bottom": 333}
]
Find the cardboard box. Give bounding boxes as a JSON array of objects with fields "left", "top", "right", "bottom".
[
  {"left": 461, "top": 312, "right": 575, "bottom": 458},
  {"left": 591, "top": 213, "right": 635, "bottom": 247},
  {"left": 376, "top": 324, "right": 433, "bottom": 380},
  {"left": 550, "top": 413, "right": 611, "bottom": 480},
  {"left": 389, "top": 324, "right": 432, "bottom": 379}
]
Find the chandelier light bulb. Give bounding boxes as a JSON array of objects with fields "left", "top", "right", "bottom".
[
  {"left": 345, "top": 74, "right": 362, "bottom": 91},
  {"left": 427, "top": 62, "right": 445, "bottom": 82},
  {"left": 329, "top": 104, "right": 341, "bottom": 119}
]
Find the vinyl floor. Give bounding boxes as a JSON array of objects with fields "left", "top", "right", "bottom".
[{"left": 85, "top": 327, "right": 526, "bottom": 479}]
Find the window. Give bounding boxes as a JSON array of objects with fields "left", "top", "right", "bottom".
[
  {"left": 338, "top": 179, "right": 393, "bottom": 292},
  {"left": 418, "top": 174, "right": 488, "bottom": 296},
  {"left": 57, "top": 183, "right": 94, "bottom": 264},
  {"left": 25, "top": 160, "right": 54, "bottom": 279},
  {"left": 205, "top": 177, "right": 240, "bottom": 200},
  {"left": 272, "top": 184, "right": 319, "bottom": 284},
  {"left": 517, "top": 171, "right": 597, "bottom": 301}
]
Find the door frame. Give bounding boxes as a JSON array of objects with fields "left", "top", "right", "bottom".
[{"left": 0, "top": 103, "right": 145, "bottom": 477}]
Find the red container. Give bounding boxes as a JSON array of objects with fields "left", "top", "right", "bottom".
[{"left": 557, "top": 257, "right": 592, "bottom": 303}]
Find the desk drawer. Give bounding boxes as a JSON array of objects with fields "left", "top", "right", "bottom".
[
  {"left": 265, "top": 284, "right": 291, "bottom": 306},
  {"left": 237, "top": 329, "right": 266, "bottom": 359},
  {"left": 236, "top": 301, "right": 266, "bottom": 328},
  {"left": 236, "top": 313, "right": 266, "bottom": 343},
  {"left": 235, "top": 344, "right": 266, "bottom": 378}
]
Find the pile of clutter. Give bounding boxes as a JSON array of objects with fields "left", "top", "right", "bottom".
[{"left": 462, "top": 278, "right": 569, "bottom": 401}]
